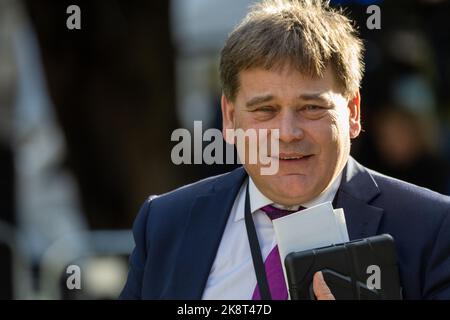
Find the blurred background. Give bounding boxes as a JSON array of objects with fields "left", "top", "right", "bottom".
[{"left": 0, "top": 0, "right": 449, "bottom": 299}]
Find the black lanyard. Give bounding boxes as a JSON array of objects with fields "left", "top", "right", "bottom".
[{"left": 244, "top": 183, "right": 272, "bottom": 300}]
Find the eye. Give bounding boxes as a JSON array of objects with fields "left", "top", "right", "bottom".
[
  {"left": 304, "top": 105, "right": 324, "bottom": 111},
  {"left": 254, "top": 106, "right": 275, "bottom": 112},
  {"left": 300, "top": 104, "right": 329, "bottom": 119}
]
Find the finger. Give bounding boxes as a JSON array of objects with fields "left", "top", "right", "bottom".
[{"left": 313, "top": 271, "right": 335, "bottom": 300}]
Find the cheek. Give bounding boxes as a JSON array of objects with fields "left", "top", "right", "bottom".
[
  {"left": 329, "top": 110, "right": 351, "bottom": 143},
  {"left": 234, "top": 111, "right": 261, "bottom": 130},
  {"left": 308, "top": 113, "right": 340, "bottom": 146},
  {"left": 308, "top": 112, "right": 350, "bottom": 160}
]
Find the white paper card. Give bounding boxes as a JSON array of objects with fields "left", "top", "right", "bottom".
[{"left": 272, "top": 201, "right": 349, "bottom": 299}]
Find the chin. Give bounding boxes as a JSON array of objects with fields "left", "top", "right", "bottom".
[{"left": 271, "top": 174, "right": 317, "bottom": 203}]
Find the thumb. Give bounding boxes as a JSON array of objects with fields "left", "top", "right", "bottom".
[{"left": 313, "top": 271, "right": 335, "bottom": 300}]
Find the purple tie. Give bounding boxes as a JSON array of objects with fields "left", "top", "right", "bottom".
[{"left": 252, "top": 205, "right": 305, "bottom": 300}]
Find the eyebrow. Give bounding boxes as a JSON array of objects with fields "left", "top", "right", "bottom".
[
  {"left": 298, "top": 92, "right": 332, "bottom": 104},
  {"left": 245, "top": 94, "right": 274, "bottom": 107},
  {"left": 245, "top": 92, "right": 331, "bottom": 108}
]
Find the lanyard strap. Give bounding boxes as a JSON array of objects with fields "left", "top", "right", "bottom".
[{"left": 244, "top": 183, "right": 272, "bottom": 300}]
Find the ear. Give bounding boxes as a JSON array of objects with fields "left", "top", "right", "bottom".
[
  {"left": 221, "top": 94, "right": 236, "bottom": 144},
  {"left": 348, "top": 91, "right": 361, "bottom": 139}
]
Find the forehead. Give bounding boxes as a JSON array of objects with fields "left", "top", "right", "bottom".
[{"left": 236, "top": 65, "right": 342, "bottom": 102}]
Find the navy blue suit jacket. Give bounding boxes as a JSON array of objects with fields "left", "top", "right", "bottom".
[{"left": 120, "top": 157, "right": 450, "bottom": 299}]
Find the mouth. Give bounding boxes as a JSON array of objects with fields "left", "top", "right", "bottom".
[
  {"left": 276, "top": 153, "right": 313, "bottom": 161},
  {"left": 271, "top": 154, "right": 314, "bottom": 168}
]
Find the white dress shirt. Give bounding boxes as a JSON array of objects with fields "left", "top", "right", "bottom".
[{"left": 201, "top": 171, "right": 343, "bottom": 299}]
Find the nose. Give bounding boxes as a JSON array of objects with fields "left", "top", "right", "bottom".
[{"left": 278, "top": 110, "right": 304, "bottom": 143}]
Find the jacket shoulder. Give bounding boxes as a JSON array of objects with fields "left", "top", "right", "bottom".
[
  {"left": 152, "top": 168, "right": 243, "bottom": 204},
  {"left": 367, "top": 169, "right": 450, "bottom": 209},
  {"left": 138, "top": 167, "right": 246, "bottom": 222},
  {"left": 367, "top": 168, "right": 450, "bottom": 214}
]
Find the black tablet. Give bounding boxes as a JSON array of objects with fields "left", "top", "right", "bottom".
[{"left": 284, "top": 234, "right": 403, "bottom": 300}]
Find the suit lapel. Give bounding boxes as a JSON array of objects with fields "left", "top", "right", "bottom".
[
  {"left": 163, "top": 167, "right": 247, "bottom": 299},
  {"left": 335, "top": 157, "right": 384, "bottom": 240}
]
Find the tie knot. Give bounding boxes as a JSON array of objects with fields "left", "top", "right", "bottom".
[{"left": 260, "top": 205, "right": 305, "bottom": 221}]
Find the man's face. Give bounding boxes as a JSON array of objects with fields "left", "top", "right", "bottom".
[{"left": 222, "top": 65, "right": 361, "bottom": 206}]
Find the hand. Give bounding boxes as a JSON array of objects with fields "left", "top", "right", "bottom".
[{"left": 313, "top": 271, "right": 335, "bottom": 300}]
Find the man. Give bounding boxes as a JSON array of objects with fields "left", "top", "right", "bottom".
[{"left": 120, "top": 0, "right": 450, "bottom": 299}]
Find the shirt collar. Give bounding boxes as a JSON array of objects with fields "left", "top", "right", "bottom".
[{"left": 234, "top": 170, "right": 343, "bottom": 222}]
